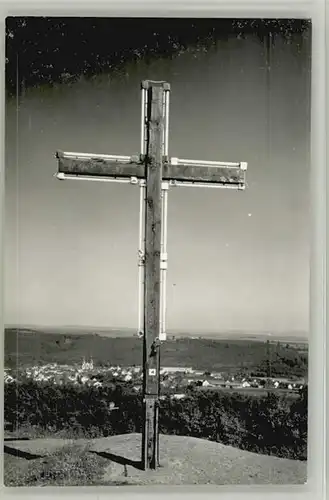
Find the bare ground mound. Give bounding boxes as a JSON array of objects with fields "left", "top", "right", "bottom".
[{"left": 4, "top": 433, "right": 307, "bottom": 486}]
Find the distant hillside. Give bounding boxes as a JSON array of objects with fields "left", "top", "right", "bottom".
[
  {"left": 5, "top": 324, "right": 308, "bottom": 342},
  {"left": 4, "top": 328, "right": 308, "bottom": 375},
  {"left": 5, "top": 325, "right": 136, "bottom": 337}
]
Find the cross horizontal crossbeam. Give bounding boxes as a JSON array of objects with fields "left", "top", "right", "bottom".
[{"left": 56, "top": 151, "right": 247, "bottom": 188}]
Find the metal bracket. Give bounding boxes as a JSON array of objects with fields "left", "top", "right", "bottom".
[
  {"left": 240, "top": 162, "right": 248, "bottom": 171},
  {"left": 161, "top": 181, "right": 170, "bottom": 191},
  {"left": 138, "top": 249, "right": 145, "bottom": 265},
  {"left": 141, "top": 80, "right": 150, "bottom": 90},
  {"left": 55, "top": 172, "right": 65, "bottom": 180},
  {"left": 150, "top": 338, "right": 161, "bottom": 357},
  {"left": 130, "top": 176, "right": 138, "bottom": 185},
  {"left": 142, "top": 80, "right": 171, "bottom": 92},
  {"left": 160, "top": 252, "right": 168, "bottom": 270}
]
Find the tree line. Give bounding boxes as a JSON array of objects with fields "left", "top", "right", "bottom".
[
  {"left": 4, "top": 380, "right": 307, "bottom": 461},
  {"left": 6, "top": 17, "right": 311, "bottom": 96}
]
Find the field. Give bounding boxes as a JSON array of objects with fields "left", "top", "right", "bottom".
[{"left": 4, "top": 328, "right": 308, "bottom": 377}]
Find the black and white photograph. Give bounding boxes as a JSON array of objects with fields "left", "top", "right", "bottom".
[{"left": 4, "top": 17, "right": 310, "bottom": 487}]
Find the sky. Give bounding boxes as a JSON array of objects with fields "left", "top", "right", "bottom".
[{"left": 5, "top": 23, "right": 311, "bottom": 336}]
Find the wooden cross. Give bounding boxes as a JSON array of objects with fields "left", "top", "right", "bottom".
[{"left": 54, "top": 80, "right": 247, "bottom": 471}]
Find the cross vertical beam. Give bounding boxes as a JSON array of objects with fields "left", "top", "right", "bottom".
[{"left": 142, "top": 81, "right": 168, "bottom": 470}]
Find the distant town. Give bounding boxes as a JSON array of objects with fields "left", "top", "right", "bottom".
[{"left": 5, "top": 357, "right": 306, "bottom": 400}]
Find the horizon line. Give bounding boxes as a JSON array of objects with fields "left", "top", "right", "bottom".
[{"left": 4, "top": 323, "right": 309, "bottom": 338}]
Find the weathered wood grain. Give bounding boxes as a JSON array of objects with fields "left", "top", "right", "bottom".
[
  {"left": 57, "top": 154, "right": 245, "bottom": 186},
  {"left": 142, "top": 83, "right": 163, "bottom": 470},
  {"left": 163, "top": 164, "right": 245, "bottom": 184},
  {"left": 57, "top": 154, "right": 145, "bottom": 179}
]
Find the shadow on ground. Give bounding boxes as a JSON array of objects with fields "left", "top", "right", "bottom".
[
  {"left": 90, "top": 450, "right": 143, "bottom": 471},
  {"left": 4, "top": 445, "right": 43, "bottom": 460},
  {"left": 4, "top": 437, "right": 30, "bottom": 441}
]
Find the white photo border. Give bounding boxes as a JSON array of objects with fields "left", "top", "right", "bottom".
[{"left": 0, "top": 1, "right": 326, "bottom": 500}]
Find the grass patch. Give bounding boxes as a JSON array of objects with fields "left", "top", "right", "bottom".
[
  {"left": 4, "top": 434, "right": 307, "bottom": 486},
  {"left": 4, "top": 443, "right": 111, "bottom": 487},
  {"left": 5, "top": 423, "right": 102, "bottom": 441}
]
